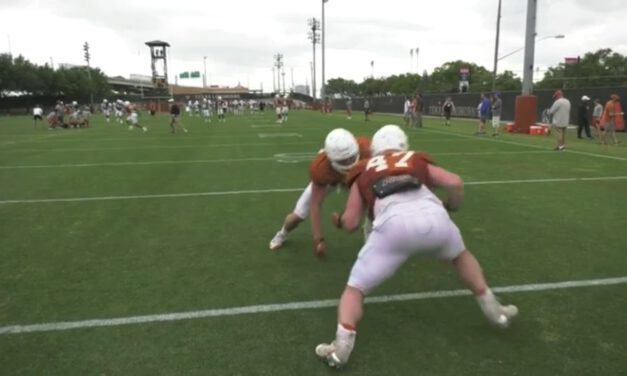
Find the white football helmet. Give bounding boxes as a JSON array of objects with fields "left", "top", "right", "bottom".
[
  {"left": 324, "top": 128, "right": 359, "bottom": 173},
  {"left": 371, "top": 124, "right": 409, "bottom": 156},
  {"left": 124, "top": 101, "right": 130, "bottom": 106}
]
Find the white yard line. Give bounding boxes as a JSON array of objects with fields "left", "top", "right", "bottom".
[
  {"left": 257, "top": 133, "right": 303, "bottom": 138},
  {"left": 0, "top": 137, "right": 467, "bottom": 153},
  {"left": 1, "top": 176, "right": 625, "bottom": 205},
  {"left": 0, "top": 150, "right": 552, "bottom": 169},
  {"left": 0, "top": 157, "right": 277, "bottom": 169},
  {"left": 0, "top": 141, "right": 319, "bottom": 153},
  {"left": 1, "top": 276, "right": 625, "bottom": 335}
]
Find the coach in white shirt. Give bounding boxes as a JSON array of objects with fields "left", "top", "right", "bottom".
[{"left": 548, "top": 90, "right": 571, "bottom": 151}]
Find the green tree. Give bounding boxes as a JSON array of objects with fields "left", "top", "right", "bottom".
[
  {"left": 0, "top": 53, "right": 15, "bottom": 92},
  {"left": 427, "top": 60, "right": 499, "bottom": 93},
  {"left": 536, "top": 49, "right": 627, "bottom": 89},
  {"left": 495, "top": 70, "right": 522, "bottom": 91},
  {"left": 0, "top": 54, "right": 110, "bottom": 97},
  {"left": 325, "top": 78, "right": 359, "bottom": 96}
]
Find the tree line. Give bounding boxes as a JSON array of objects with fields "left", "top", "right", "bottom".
[
  {"left": 325, "top": 49, "right": 627, "bottom": 97},
  {"left": 1, "top": 48, "right": 625, "bottom": 99},
  {"left": 0, "top": 53, "right": 109, "bottom": 98}
]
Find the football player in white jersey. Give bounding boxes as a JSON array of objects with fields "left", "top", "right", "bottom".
[
  {"left": 125, "top": 101, "right": 147, "bottom": 132},
  {"left": 32, "top": 104, "right": 43, "bottom": 128},
  {"left": 101, "top": 99, "right": 111, "bottom": 122},
  {"left": 201, "top": 98, "right": 212, "bottom": 123},
  {"left": 281, "top": 94, "right": 290, "bottom": 123},
  {"left": 115, "top": 100, "right": 125, "bottom": 124},
  {"left": 217, "top": 96, "right": 227, "bottom": 123},
  {"left": 274, "top": 94, "right": 283, "bottom": 123}
]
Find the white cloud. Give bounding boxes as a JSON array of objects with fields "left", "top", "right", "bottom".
[{"left": 1, "top": 0, "right": 625, "bottom": 94}]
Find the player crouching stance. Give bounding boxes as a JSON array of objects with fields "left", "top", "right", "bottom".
[
  {"left": 269, "top": 128, "right": 371, "bottom": 257},
  {"left": 315, "top": 125, "right": 518, "bottom": 368}
]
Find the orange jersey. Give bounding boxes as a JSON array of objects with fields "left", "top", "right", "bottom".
[
  {"left": 309, "top": 136, "right": 371, "bottom": 186},
  {"left": 347, "top": 151, "right": 434, "bottom": 218}
]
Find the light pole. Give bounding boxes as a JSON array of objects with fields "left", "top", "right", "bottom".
[
  {"left": 83, "top": 41, "right": 93, "bottom": 107},
  {"left": 203, "top": 56, "right": 207, "bottom": 88},
  {"left": 513, "top": 0, "right": 539, "bottom": 134},
  {"left": 274, "top": 54, "right": 283, "bottom": 93},
  {"left": 415, "top": 47, "right": 419, "bottom": 73},
  {"left": 308, "top": 18, "right": 320, "bottom": 99},
  {"left": 498, "top": 34, "right": 565, "bottom": 62},
  {"left": 492, "top": 34, "right": 564, "bottom": 91},
  {"left": 521, "top": 0, "right": 537, "bottom": 96},
  {"left": 491, "top": 0, "right": 502, "bottom": 91},
  {"left": 321, "top": 0, "right": 328, "bottom": 99}
]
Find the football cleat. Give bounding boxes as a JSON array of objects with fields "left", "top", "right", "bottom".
[
  {"left": 315, "top": 342, "right": 346, "bottom": 368},
  {"left": 315, "top": 328, "right": 355, "bottom": 368},
  {"left": 269, "top": 231, "right": 287, "bottom": 250},
  {"left": 477, "top": 292, "right": 518, "bottom": 328}
]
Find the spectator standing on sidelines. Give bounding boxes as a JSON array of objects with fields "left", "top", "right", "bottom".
[
  {"left": 577, "top": 95, "right": 592, "bottom": 139},
  {"left": 403, "top": 96, "right": 412, "bottom": 127},
  {"left": 442, "top": 97, "right": 455, "bottom": 126},
  {"left": 490, "top": 92, "right": 502, "bottom": 136},
  {"left": 476, "top": 94, "right": 490, "bottom": 135},
  {"left": 345, "top": 97, "right": 353, "bottom": 120},
  {"left": 601, "top": 94, "right": 624, "bottom": 145},
  {"left": 364, "top": 98, "right": 371, "bottom": 122},
  {"left": 592, "top": 98, "right": 603, "bottom": 141},
  {"left": 415, "top": 93, "right": 424, "bottom": 128},
  {"left": 547, "top": 90, "right": 571, "bottom": 151}
]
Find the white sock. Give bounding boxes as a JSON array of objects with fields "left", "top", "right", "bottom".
[{"left": 334, "top": 324, "right": 356, "bottom": 363}]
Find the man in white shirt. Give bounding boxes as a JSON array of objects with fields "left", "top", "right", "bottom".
[
  {"left": 591, "top": 98, "right": 604, "bottom": 141},
  {"left": 547, "top": 90, "right": 571, "bottom": 151},
  {"left": 403, "top": 97, "right": 411, "bottom": 127},
  {"left": 33, "top": 105, "right": 43, "bottom": 127}
]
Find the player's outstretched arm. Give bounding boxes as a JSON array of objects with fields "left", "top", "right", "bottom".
[
  {"left": 427, "top": 164, "right": 464, "bottom": 211},
  {"left": 309, "top": 183, "right": 329, "bottom": 254},
  {"left": 332, "top": 183, "right": 364, "bottom": 233}
]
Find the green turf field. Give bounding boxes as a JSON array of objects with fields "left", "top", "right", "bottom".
[{"left": 0, "top": 110, "right": 626, "bottom": 375}]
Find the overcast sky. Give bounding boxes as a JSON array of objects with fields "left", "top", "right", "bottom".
[{"left": 1, "top": 0, "right": 626, "bottom": 94}]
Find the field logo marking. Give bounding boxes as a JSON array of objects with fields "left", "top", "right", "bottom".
[{"left": 274, "top": 152, "right": 317, "bottom": 163}]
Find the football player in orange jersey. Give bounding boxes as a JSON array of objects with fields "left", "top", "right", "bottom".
[
  {"left": 269, "top": 128, "right": 371, "bottom": 257},
  {"left": 315, "top": 125, "right": 518, "bottom": 368}
]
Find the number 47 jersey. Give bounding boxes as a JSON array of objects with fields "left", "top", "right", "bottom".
[{"left": 346, "top": 151, "right": 440, "bottom": 219}]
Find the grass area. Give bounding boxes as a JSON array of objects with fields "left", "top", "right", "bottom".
[{"left": 0, "top": 110, "right": 626, "bottom": 375}]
